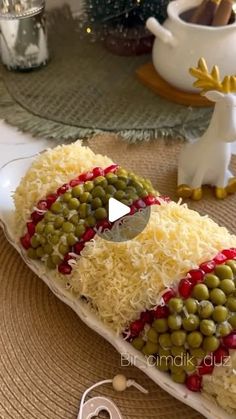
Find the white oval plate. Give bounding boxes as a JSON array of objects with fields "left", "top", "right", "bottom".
[{"left": 0, "top": 154, "right": 234, "bottom": 419}]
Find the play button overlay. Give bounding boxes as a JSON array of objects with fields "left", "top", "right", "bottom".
[
  {"left": 97, "top": 197, "right": 151, "bottom": 243},
  {"left": 108, "top": 198, "right": 130, "bottom": 222}
]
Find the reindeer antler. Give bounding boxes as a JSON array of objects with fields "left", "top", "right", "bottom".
[{"left": 189, "top": 58, "right": 236, "bottom": 94}]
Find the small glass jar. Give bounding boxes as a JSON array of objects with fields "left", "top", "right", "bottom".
[{"left": 0, "top": 0, "right": 49, "bottom": 70}]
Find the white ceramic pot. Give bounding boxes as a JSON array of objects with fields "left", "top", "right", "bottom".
[{"left": 146, "top": 0, "right": 236, "bottom": 92}]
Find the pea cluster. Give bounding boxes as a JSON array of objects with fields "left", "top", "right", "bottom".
[
  {"left": 132, "top": 260, "right": 236, "bottom": 385},
  {"left": 26, "top": 167, "right": 156, "bottom": 270}
]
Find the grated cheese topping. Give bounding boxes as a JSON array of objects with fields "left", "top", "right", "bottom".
[
  {"left": 56, "top": 201, "right": 236, "bottom": 333},
  {"left": 14, "top": 141, "right": 113, "bottom": 235}
]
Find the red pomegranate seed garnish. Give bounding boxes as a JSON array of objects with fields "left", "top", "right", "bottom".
[
  {"left": 70, "top": 178, "right": 82, "bottom": 187},
  {"left": 82, "top": 228, "right": 95, "bottom": 242},
  {"left": 162, "top": 288, "right": 176, "bottom": 303},
  {"left": 186, "top": 374, "right": 202, "bottom": 392},
  {"left": 198, "top": 358, "right": 214, "bottom": 375},
  {"left": 104, "top": 164, "right": 119, "bottom": 174},
  {"left": 213, "top": 346, "right": 229, "bottom": 363},
  {"left": 31, "top": 211, "right": 44, "bottom": 223},
  {"left": 64, "top": 253, "right": 76, "bottom": 262},
  {"left": 178, "top": 277, "right": 193, "bottom": 299},
  {"left": 214, "top": 252, "right": 227, "bottom": 264},
  {"left": 222, "top": 248, "right": 236, "bottom": 259},
  {"left": 189, "top": 269, "right": 204, "bottom": 285},
  {"left": 20, "top": 233, "right": 31, "bottom": 249},
  {"left": 79, "top": 172, "right": 93, "bottom": 182},
  {"left": 46, "top": 194, "right": 57, "bottom": 208},
  {"left": 143, "top": 196, "right": 156, "bottom": 206},
  {"left": 92, "top": 167, "right": 104, "bottom": 177},
  {"left": 58, "top": 262, "right": 72, "bottom": 275},
  {"left": 129, "top": 205, "right": 136, "bottom": 215},
  {"left": 97, "top": 220, "right": 111, "bottom": 231},
  {"left": 74, "top": 242, "right": 85, "bottom": 255},
  {"left": 130, "top": 320, "right": 144, "bottom": 337},
  {"left": 222, "top": 332, "right": 236, "bottom": 349},
  {"left": 200, "top": 260, "right": 216, "bottom": 273},
  {"left": 134, "top": 199, "right": 146, "bottom": 209},
  {"left": 57, "top": 183, "right": 69, "bottom": 195},
  {"left": 26, "top": 222, "right": 35, "bottom": 236},
  {"left": 154, "top": 305, "right": 169, "bottom": 318},
  {"left": 140, "top": 311, "right": 154, "bottom": 324},
  {"left": 160, "top": 195, "right": 171, "bottom": 203},
  {"left": 37, "top": 200, "right": 48, "bottom": 210}
]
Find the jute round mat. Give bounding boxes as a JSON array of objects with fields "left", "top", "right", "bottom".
[{"left": 1, "top": 135, "right": 236, "bottom": 419}]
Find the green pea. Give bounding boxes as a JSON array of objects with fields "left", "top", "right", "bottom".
[
  {"left": 114, "top": 190, "right": 126, "bottom": 201},
  {"left": 51, "top": 201, "right": 63, "bottom": 214},
  {"left": 69, "top": 214, "right": 79, "bottom": 225},
  {"left": 187, "top": 331, "right": 203, "bottom": 348},
  {"left": 168, "top": 297, "right": 184, "bottom": 314},
  {"left": 182, "top": 314, "right": 199, "bottom": 331},
  {"left": 204, "top": 274, "right": 220, "bottom": 289},
  {"left": 219, "top": 279, "right": 235, "bottom": 295},
  {"left": 203, "top": 336, "right": 220, "bottom": 353},
  {"left": 210, "top": 288, "right": 226, "bottom": 305},
  {"left": 50, "top": 234, "right": 60, "bottom": 245},
  {"left": 63, "top": 207, "right": 70, "bottom": 218},
  {"left": 184, "top": 358, "right": 197, "bottom": 373},
  {"left": 67, "top": 233, "right": 77, "bottom": 246},
  {"left": 105, "top": 185, "right": 117, "bottom": 195},
  {"left": 229, "top": 314, "right": 236, "bottom": 328},
  {"left": 153, "top": 318, "right": 168, "bottom": 333},
  {"left": 62, "top": 222, "right": 75, "bottom": 233},
  {"left": 27, "top": 248, "right": 38, "bottom": 259},
  {"left": 92, "top": 186, "right": 106, "bottom": 198},
  {"left": 215, "top": 264, "right": 234, "bottom": 280},
  {"left": 91, "top": 197, "right": 103, "bottom": 209},
  {"left": 226, "top": 260, "right": 236, "bottom": 274},
  {"left": 75, "top": 224, "right": 86, "bottom": 238},
  {"left": 116, "top": 168, "right": 128, "bottom": 177},
  {"left": 147, "top": 327, "right": 158, "bottom": 343},
  {"left": 51, "top": 254, "right": 62, "bottom": 265},
  {"left": 80, "top": 192, "right": 92, "bottom": 203},
  {"left": 54, "top": 216, "right": 64, "bottom": 228},
  {"left": 216, "top": 321, "right": 232, "bottom": 337},
  {"left": 184, "top": 298, "right": 198, "bottom": 314},
  {"left": 142, "top": 341, "right": 158, "bottom": 356},
  {"left": 85, "top": 215, "right": 96, "bottom": 227},
  {"left": 190, "top": 348, "right": 206, "bottom": 359},
  {"left": 31, "top": 235, "right": 40, "bottom": 248},
  {"left": 58, "top": 243, "right": 69, "bottom": 255},
  {"left": 200, "top": 319, "right": 216, "bottom": 336},
  {"left": 158, "top": 347, "right": 171, "bottom": 357},
  {"left": 132, "top": 337, "right": 145, "bottom": 351},
  {"left": 139, "top": 189, "right": 148, "bottom": 198},
  {"left": 192, "top": 283, "right": 209, "bottom": 301},
  {"left": 94, "top": 176, "right": 108, "bottom": 188},
  {"left": 84, "top": 181, "right": 94, "bottom": 192},
  {"left": 35, "top": 221, "right": 45, "bottom": 234},
  {"left": 36, "top": 246, "right": 44, "bottom": 258},
  {"left": 171, "top": 371, "right": 186, "bottom": 384},
  {"left": 115, "top": 180, "right": 127, "bottom": 190},
  {"left": 198, "top": 301, "right": 214, "bottom": 319},
  {"left": 159, "top": 333, "right": 172, "bottom": 349},
  {"left": 171, "top": 346, "right": 186, "bottom": 357},
  {"left": 157, "top": 357, "right": 170, "bottom": 372},
  {"left": 44, "top": 243, "right": 53, "bottom": 255},
  {"left": 79, "top": 203, "right": 90, "bottom": 219},
  {"left": 72, "top": 186, "right": 83, "bottom": 198},
  {"left": 44, "top": 223, "right": 54, "bottom": 235},
  {"left": 106, "top": 173, "right": 118, "bottom": 184},
  {"left": 125, "top": 186, "right": 137, "bottom": 194},
  {"left": 171, "top": 330, "right": 186, "bottom": 347},
  {"left": 226, "top": 296, "right": 236, "bottom": 312},
  {"left": 94, "top": 207, "right": 107, "bottom": 220},
  {"left": 38, "top": 235, "right": 46, "bottom": 246},
  {"left": 68, "top": 198, "right": 80, "bottom": 210},
  {"left": 44, "top": 211, "right": 55, "bottom": 222},
  {"left": 46, "top": 256, "right": 56, "bottom": 269},
  {"left": 212, "top": 305, "right": 228, "bottom": 322},
  {"left": 170, "top": 364, "right": 184, "bottom": 375},
  {"left": 168, "top": 315, "right": 182, "bottom": 330}
]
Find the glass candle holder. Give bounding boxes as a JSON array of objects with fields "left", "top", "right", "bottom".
[{"left": 0, "top": 0, "right": 49, "bottom": 70}]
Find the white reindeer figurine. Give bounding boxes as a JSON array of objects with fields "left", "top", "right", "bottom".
[{"left": 177, "top": 58, "right": 236, "bottom": 200}]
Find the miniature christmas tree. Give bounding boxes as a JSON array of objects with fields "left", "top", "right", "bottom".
[{"left": 84, "top": 0, "right": 170, "bottom": 55}]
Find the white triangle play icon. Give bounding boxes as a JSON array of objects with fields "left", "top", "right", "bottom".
[{"left": 108, "top": 197, "right": 131, "bottom": 223}]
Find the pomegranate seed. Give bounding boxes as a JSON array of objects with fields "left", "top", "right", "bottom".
[
  {"left": 189, "top": 269, "right": 204, "bottom": 285},
  {"left": 198, "top": 358, "right": 214, "bottom": 375},
  {"left": 214, "top": 252, "right": 227, "bottom": 264},
  {"left": 134, "top": 199, "right": 146, "bottom": 209},
  {"left": 143, "top": 196, "right": 156, "bottom": 206},
  {"left": 129, "top": 205, "right": 136, "bottom": 215},
  {"left": 82, "top": 228, "right": 96, "bottom": 242},
  {"left": 37, "top": 200, "right": 48, "bottom": 210},
  {"left": 178, "top": 278, "right": 193, "bottom": 299},
  {"left": 162, "top": 289, "right": 176, "bottom": 303},
  {"left": 222, "top": 248, "right": 236, "bottom": 259},
  {"left": 222, "top": 332, "right": 236, "bottom": 349},
  {"left": 140, "top": 311, "right": 154, "bottom": 324},
  {"left": 104, "top": 164, "right": 119, "bottom": 174},
  {"left": 31, "top": 211, "right": 44, "bottom": 223},
  {"left": 58, "top": 263, "right": 72, "bottom": 275},
  {"left": 27, "top": 222, "right": 35, "bottom": 236},
  {"left": 213, "top": 346, "right": 229, "bottom": 363},
  {"left": 200, "top": 260, "right": 216, "bottom": 273},
  {"left": 92, "top": 167, "right": 104, "bottom": 177},
  {"left": 154, "top": 305, "right": 169, "bottom": 318},
  {"left": 69, "top": 178, "right": 82, "bottom": 187},
  {"left": 74, "top": 242, "right": 85, "bottom": 255},
  {"left": 161, "top": 195, "right": 171, "bottom": 203},
  {"left": 130, "top": 320, "right": 144, "bottom": 337},
  {"left": 97, "top": 220, "right": 111, "bottom": 231},
  {"left": 20, "top": 233, "right": 31, "bottom": 249},
  {"left": 186, "top": 374, "right": 202, "bottom": 392},
  {"left": 79, "top": 172, "right": 93, "bottom": 182},
  {"left": 57, "top": 183, "right": 69, "bottom": 195},
  {"left": 46, "top": 194, "right": 57, "bottom": 208},
  {"left": 64, "top": 253, "right": 76, "bottom": 262}
]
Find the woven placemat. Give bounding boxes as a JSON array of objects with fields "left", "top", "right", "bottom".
[
  {"left": 1, "top": 135, "right": 236, "bottom": 419},
  {"left": 0, "top": 6, "right": 212, "bottom": 142}
]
